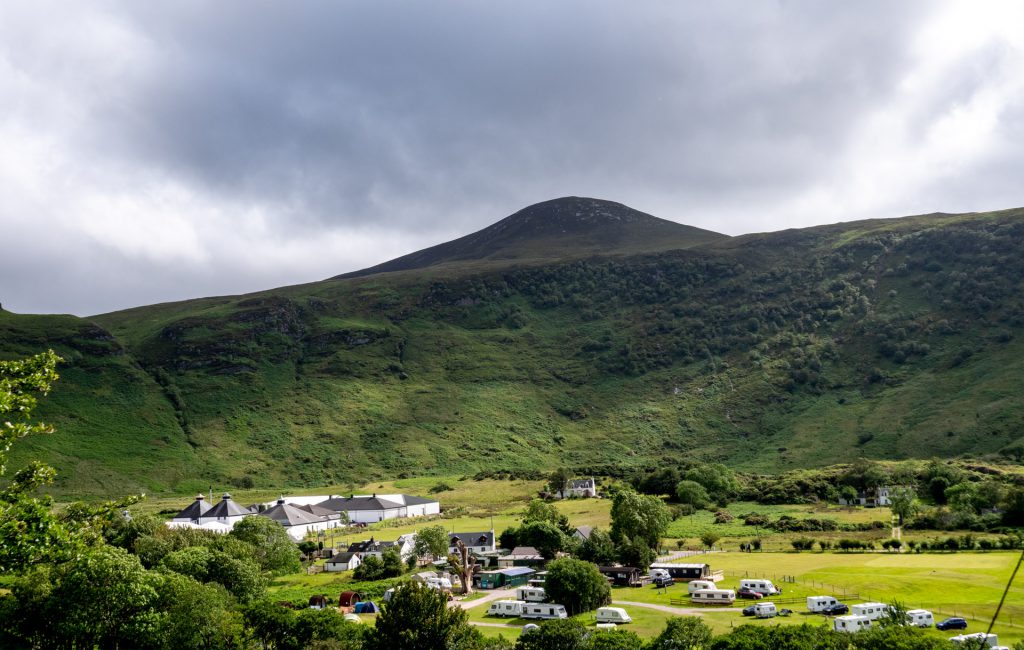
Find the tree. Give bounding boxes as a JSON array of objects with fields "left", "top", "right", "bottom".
[
  {"left": 839, "top": 485, "right": 859, "bottom": 504},
  {"left": 674, "top": 480, "right": 711, "bottom": 509},
  {"left": 700, "top": 532, "right": 721, "bottom": 550},
  {"left": 229, "top": 516, "right": 300, "bottom": 575},
  {"left": 517, "top": 520, "right": 569, "bottom": 560},
  {"left": 155, "top": 572, "right": 245, "bottom": 650},
  {"left": 414, "top": 524, "right": 450, "bottom": 559},
  {"left": 449, "top": 537, "right": 478, "bottom": 595},
  {"left": 381, "top": 547, "right": 404, "bottom": 578},
  {"left": 636, "top": 468, "right": 681, "bottom": 496},
  {"left": 617, "top": 536, "right": 656, "bottom": 571},
  {"left": 543, "top": 558, "right": 611, "bottom": 616},
  {"left": 683, "top": 463, "right": 739, "bottom": 500},
  {"left": 888, "top": 487, "right": 919, "bottom": 527},
  {"left": 548, "top": 467, "right": 573, "bottom": 494},
  {"left": 366, "top": 581, "right": 482, "bottom": 650},
  {"left": 576, "top": 528, "right": 618, "bottom": 565},
  {"left": 879, "top": 600, "right": 909, "bottom": 628},
  {"left": 515, "top": 618, "right": 586, "bottom": 650},
  {"left": 610, "top": 489, "right": 670, "bottom": 550},
  {"left": 646, "top": 616, "right": 712, "bottom": 650},
  {"left": 581, "top": 628, "right": 644, "bottom": 650},
  {"left": 354, "top": 555, "right": 385, "bottom": 581},
  {"left": 523, "top": 498, "right": 572, "bottom": 534},
  {"left": 945, "top": 482, "right": 979, "bottom": 514}
]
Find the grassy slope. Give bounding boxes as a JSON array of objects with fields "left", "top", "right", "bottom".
[{"left": 4, "top": 208, "right": 1024, "bottom": 497}]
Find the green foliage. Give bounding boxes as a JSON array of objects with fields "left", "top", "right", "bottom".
[
  {"left": 610, "top": 489, "right": 670, "bottom": 549},
  {"left": 522, "top": 498, "right": 573, "bottom": 533},
  {"left": 700, "top": 532, "right": 721, "bottom": 550},
  {"left": 354, "top": 549, "right": 404, "bottom": 581},
  {"left": 581, "top": 629, "right": 644, "bottom": 650},
  {"left": 366, "top": 581, "right": 481, "bottom": 650},
  {"left": 542, "top": 558, "right": 611, "bottom": 616},
  {"left": 414, "top": 524, "right": 450, "bottom": 558},
  {"left": 515, "top": 619, "right": 587, "bottom": 650},
  {"left": 229, "top": 516, "right": 301, "bottom": 575},
  {"left": 675, "top": 480, "right": 711, "bottom": 509},
  {"left": 647, "top": 617, "right": 712, "bottom": 650},
  {"left": 576, "top": 527, "right": 618, "bottom": 565},
  {"left": 683, "top": 463, "right": 739, "bottom": 501},
  {"left": 616, "top": 536, "right": 656, "bottom": 571}
]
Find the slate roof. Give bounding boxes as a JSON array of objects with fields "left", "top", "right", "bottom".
[
  {"left": 203, "top": 493, "right": 251, "bottom": 519},
  {"left": 402, "top": 494, "right": 438, "bottom": 506},
  {"left": 173, "top": 495, "right": 212, "bottom": 520},
  {"left": 326, "top": 552, "right": 360, "bottom": 565},
  {"left": 260, "top": 499, "right": 327, "bottom": 527},
  {"left": 506, "top": 546, "right": 542, "bottom": 558},
  {"left": 317, "top": 495, "right": 405, "bottom": 512},
  {"left": 449, "top": 531, "right": 494, "bottom": 547},
  {"left": 574, "top": 525, "right": 594, "bottom": 540},
  {"left": 297, "top": 503, "right": 340, "bottom": 518}
]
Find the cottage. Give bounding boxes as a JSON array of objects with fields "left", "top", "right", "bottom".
[
  {"left": 598, "top": 566, "right": 643, "bottom": 587},
  {"left": 347, "top": 534, "right": 418, "bottom": 561},
  {"left": 498, "top": 547, "right": 544, "bottom": 568},
  {"left": 324, "top": 552, "right": 362, "bottom": 572},
  {"left": 477, "top": 567, "right": 536, "bottom": 589},
  {"left": 448, "top": 531, "right": 496, "bottom": 555},
  {"left": 556, "top": 478, "right": 598, "bottom": 499},
  {"left": 838, "top": 486, "right": 892, "bottom": 507}
]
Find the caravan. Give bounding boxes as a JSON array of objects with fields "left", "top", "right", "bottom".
[
  {"left": 754, "top": 602, "right": 778, "bottom": 618},
  {"left": 850, "top": 603, "right": 889, "bottom": 621},
  {"left": 516, "top": 587, "right": 546, "bottom": 603},
  {"left": 905, "top": 609, "right": 933, "bottom": 627},
  {"left": 834, "top": 615, "right": 872, "bottom": 633},
  {"left": 487, "top": 600, "right": 525, "bottom": 617},
  {"left": 687, "top": 580, "right": 716, "bottom": 594},
  {"left": 595, "top": 607, "right": 632, "bottom": 624},
  {"left": 691, "top": 589, "right": 736, "bottom": 605},
  {"left": 950, "top": 633, "right": 999, "bottom": 648},
  {"left": 521, "top": 604, "right": 568, "bottom": 620},
  {"left": 739, "top": 579, "right": 781, "bottom": 596},
  {"left": 806, "top": 596, "right": 839, "bottom": 613}
]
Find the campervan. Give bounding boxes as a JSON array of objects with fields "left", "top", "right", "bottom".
[
  {"left": 516, "top": 586, "right": 546, "bottom": 603},
  {"left": 834, "top": 615, "right": 871, "bottom": 633},
  {"left": 806, "top": 596, "right": 839, "bottom": 613},
  {"left": 687, "top": 580, "right": 716, "bottom": 594},
  {"left": 739, "top": 579, "right": 780, "bottom": 596},
  {"left": 487, "top": 600, "right": 525, "bottom": 617},
  {"left": 905, "top": 609, "right": 934, "bottom": 627},
  {"left": 650, "top": 568, "right": 671, "bottom": 581},
  {"left": 754, "top": 602, "right": 778, "bottom": 618},
  {"left": 850, "top": 602, "right": 889, "bottom": 621},
  {"left": 691, "top": 589, "right": 736, "bottom": 605},
  {"left": 950, "top": 633, "right": 999, "bottom": 648},
  {"left": 595, "top": 607, "right": 633, "bottom": 624},
  {"left": 521, "top": 604, "right": 568, "bottom": 620}
]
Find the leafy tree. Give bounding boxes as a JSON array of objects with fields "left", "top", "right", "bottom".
[
  {"left": 548, "top": 467, "right": 573, "bottom": 493},
  {"left": 647, "top": 616, "right": 712, "bottom": 650},
  {"left": 675, "top": 480, "right": 711, "bottom": 509},
  {"left": 229, "top": 516, "right": 301, "bottom": 575},
  {"left": 543, "top": 558, "right": 611, "bottom": 616},
  {"left": 636, "top": 468, "right": 681, "bottom": 496},
  {"left": 888, "top": 487, "right": 919, "bottom": 526},
  {"left": 290, "top": 607, "right": 367, "bottom": 650},
  {"left": 684, "top": 463, "right": 739, "bottom": 500},
  {"left": 381, "top": 547, "right": 405, "bottom": 578},
  {"left": 515, "top": 618, "right": 586, "bottom": 650},
  {"left": 839, "top": 485, "right": 859, "bottom": 504},
  {"left": 700, "top": 532, "right": 721, "bottom": 550},
  {"left": 155, "top": 572, "right": 244, "bottom": 650},
  {"left": 581, "top": 628, "right": 644, "bottom": 649},
  {"left": 576, "top": 527, "right": 618, "bottom": 565},
  {"left": 517, "top": 520, "right": 570, "bottom": 559},
  {"left": 945, "top": 482, "right": 979, "bottom": 514},
  {"left": 354, "top": 554, "right": 385, "bottom": 581},
  {"left": 1003, "top": 486, "right": 1024, "bottom": 526},
  {"left": 840, "top": 459, "right": 888, "bottom": 490},
  {"left": 366, "top": 581, "right": 482, "bottom": 650},
  {"left": 610, "top": 489, "right": 670, "bottom": 550},
  {"left": 617, "top": 536, "right": 656, "bottom": 571},
  {"left": 879, "top": 600, "right": 909, "bottom": 628},
  {"left": 161, "top": 545, "right": 267, "bottom": 603},
  {"left": 523, "top": 498, "right": 572, "bottom": 534},
  {"left": 414, "top": 524, "right": 450, "bottom": 559}
]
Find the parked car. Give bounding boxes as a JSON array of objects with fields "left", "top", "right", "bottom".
[
  {"left": 936, "top": 617, "right": 968, "bottom": 631},
  {"left": 742, "top": 605, "right": 758, "bottom": 617},
  {"left": 653, "top": 576, "right": 675, "bottom": 588},
  {"left": 822, "top": 603, "right": 849, "bottom": 616},
  {"left": 737, "top": 588, "right": 765, "bottom": 600}
]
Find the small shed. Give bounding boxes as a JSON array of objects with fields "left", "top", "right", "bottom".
[
  {"left": 598, "top": 566, "right": 643, "bottom": 587},
  {"left": 648, "top": 562, "right": 712, "bottom": 581},
  {"left": 308, "top": 594, "right": 330, "bottom": 609},
  {"left": 339, "top": 591, "right": 363, "bottom": 607},
  {"left": 477, "top": 567, "right": 536, "bottom": 589}
]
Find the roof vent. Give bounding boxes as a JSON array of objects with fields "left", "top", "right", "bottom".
[
  {"left": 222, "top": 493, "right": 231, "bottom": 500},
  {"left": 195, "top": 494, "right": 205, "bottom": 501}
]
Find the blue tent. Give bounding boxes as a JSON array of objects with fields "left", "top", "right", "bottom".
[{"left": 354, "top": 601, "right": 379, "bottom": 614}]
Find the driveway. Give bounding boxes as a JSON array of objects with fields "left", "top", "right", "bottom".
[{"left": 454, "top": 588, "right": 517, "bottom": 610}]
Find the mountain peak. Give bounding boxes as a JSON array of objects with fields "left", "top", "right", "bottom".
[{"left": 337, "top": 197, "right": 726, "bottom": 279}]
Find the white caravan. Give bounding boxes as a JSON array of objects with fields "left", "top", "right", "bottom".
[
  {"left": 850, "top": 602, "right": 889, "bottom": 621},
  {"left": 691, "top": 589, "right": 736, "bottom": 605},
  {"left": 834, "top": 615, "right": 872, "bottom": 633},
  {"left": 687, "top": 580, "right": 716, "bottom": 594},
  {"left": 487, "top": 600, "right": 525, "bottom": 617},
  {"left": 950, "top": 633, "right": 999, "bottom": 648},
  {"left": 516, "top": 586, "right": 546, "bottom": 603},
  {"left": 595, "top": 607, "right": 633, "bottom": 624},
  {"left": 754, "top": 602, "right": 778, "bottom": 618},
  {"left": 739, "top": 579, "right": 781, "bottom": 595},
  {"left": 905, "top": 609, "right": 933, "bottom": 627},
  {"left": 521, "top": 604, "right": 568, "bottom": 620},
  {"left": 806, "top": 596, "right": 839, "bottom": 612}
]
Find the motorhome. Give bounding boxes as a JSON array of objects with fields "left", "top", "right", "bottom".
[
  {"left": 754, "top": 602, "right": 778, "bottom": 618},
  {"left": 595, "top": 607, "right": 633, "bottom": 624},
  {"left": 738, "top": 579, "right": 781, "bottom": 595},
  {"left": 516, "top": 586, "right": 546, "bottom": 603},
  {"left": 691, "top": 588, "right": 736, "bottom": 605},
  {"left": 521, "top": 604, "right": 568, "bottom": 620},
  {"left": 650, "top": 568, "right": 671, "bottom": 581},
  {"left": 806, "top": 596, "right": 839, "bottom": 613},
  {"left": 687, "top": 580, "right": 716, "bottom": 594},
  {"left": 487, "top": 600, "right": 525, "bottom": 617},
  {"left": 905, "top": 609, "right": 934, "bottom": 627},
  {"left": 850, "top": 602, "right": 889, "bottom": 621},
  {"left": 834, "top": 615, "right": 872, "bottom": 633},
  {"left": 950, "top": 633, "right": 999, "bottom": 648}
]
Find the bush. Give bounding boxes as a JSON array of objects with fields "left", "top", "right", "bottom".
[{"left": 791, "top": 538, "right": 816, "bottom": 551}]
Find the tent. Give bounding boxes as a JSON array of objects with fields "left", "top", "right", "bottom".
[{"left": 354, "top": 601, "right": 379, "bottom": 614}]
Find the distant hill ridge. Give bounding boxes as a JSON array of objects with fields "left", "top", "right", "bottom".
[{"left": 337, "top": 196, "right": 727, "bottom": 278}]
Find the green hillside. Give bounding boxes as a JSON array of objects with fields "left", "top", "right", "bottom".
[{"left": 3, "top": 199, "right": 1024, "bottom": 497}]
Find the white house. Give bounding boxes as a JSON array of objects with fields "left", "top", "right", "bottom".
[
  {"left": 498, "top": 547, "right": 544, "bottom": 567},
  {"left": 324, "top": 552, "right": 362, "bottom": 572},
  {"left": 197, "top": 493, "right": 252, "bottom": 527},
  {"left": 315, "top": 494, "right": 440, "bottom": 523},
  {"left": 556, "top": 478, "right": 597, "bottom": 499},
  {"left": 448, "top": 531, "right": 496, "bottom": 555},
  {"left": 347, "top": 533, "right": 418, "bottom": 561},
  {"left": 838, "top": 486, "right": 892, "bottom": 507}
]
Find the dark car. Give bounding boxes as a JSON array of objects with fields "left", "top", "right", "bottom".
[
  {"left": 936, "top": 617, "right": 968, "bottom": 631},
  {"left": 653, "top": 576, "right": 675, "bottom": 588},
  {"left": 737, "top": 588, "right": 765, "bottom": 600},
  {"left": 742, "top": 605, "right": 757, "bottom": 617},
  {"left": 778, "top": 609, "right": 793, "bottom": 617},
  {"left": 821, "top": 603, "right": 849, "bottom": 616}
]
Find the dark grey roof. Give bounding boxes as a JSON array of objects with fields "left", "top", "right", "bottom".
[
  {"left": 317, "top": 495, "right": 405, "bottom": 512},
  {"left": 173, "top": 495, "right": 212, "bottom": 520},
  {"left": 326, "top": 552, "right": 359, "bottom": 564},
  {"left": 507, "top": 546, "right": 542, "bottom": 558},
  {"left": 260, "top": 501, "right": 326, "bottom": 527},
  {"left": 574, "top": 525, "right": 594, "bottom": 539},
  {"left": 203, "top": 493, "right": 251, "bottom": 519},
  {"left": 569, "top": 478, "right": 595, "bottom": 488},
  {"left": 449, "top": 531, "right": 494, "bottom": 546},
  {"left": 402, "top": 494, "right": 438, "bottom": 506},
  {"left": 297, "top": 503, "right": 340, "bottom": 518}
]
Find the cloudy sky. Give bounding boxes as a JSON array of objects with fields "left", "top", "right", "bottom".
[{"left": 2, "top": 1, "right": 1024, "bottom": 315}]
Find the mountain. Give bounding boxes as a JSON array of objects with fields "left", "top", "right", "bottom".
[
  {"left": 3, "top": 200, "right": 1024, "bottom": 498},
  {"left": 337, "top": 197, "right": 727, "bottom": 278}
]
